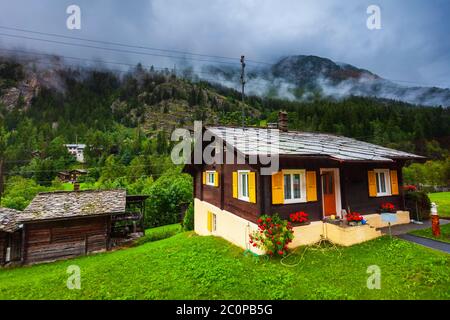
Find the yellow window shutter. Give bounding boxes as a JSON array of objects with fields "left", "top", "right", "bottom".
[
  {"left": 272, "top": 171, "right": 284, "bottom": 204},
  {"left": 214, "top": 172, "right": 219, "bottom": 187},
  {"left": 390, "top": 170, "right": 399, "bottom": 195},
  {"left": 232, "top": 172, "right": 238, "bottom": 198},
  {"left": 207, "top": 211, "right": 212, "bottom": 232},
  {"left": 249, "top": 172, "right": 256, "bottom": 203},
  {"left": 368, "top": 171, "right": 377, "bottom": 197},
  {"left": 306, "top": 171, "right": 317, "bottom": 202},
  {"left": 202, "top": 172, "right": 206, "bottom": 184}
]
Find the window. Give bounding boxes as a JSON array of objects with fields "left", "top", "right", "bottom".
[
  {"left": 206, "top": 171, "right": 216, "bottom": 186},
  {"left": 375, "top": 169, "right": 391, "bottom": 197},
  {"left": 283, "top": 170, "right": 307, "bottom": 203},
  {"left": 212, "top": 213, "right": 217, "bottom": 232},
  {"left": 238, "top": 170, "right": 250, "bottom": 201}
]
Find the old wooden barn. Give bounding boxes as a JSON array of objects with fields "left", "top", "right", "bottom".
[
  {"left": 1, "top": 189, "right": 148, "bottom": 266},
  {"left": 0, "top": 208, "right": 22, "bottom": 266}
]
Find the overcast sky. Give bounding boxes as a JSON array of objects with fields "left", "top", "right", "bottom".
[{"left": 0, "top": 0, "right": 448, "bottom": 88}]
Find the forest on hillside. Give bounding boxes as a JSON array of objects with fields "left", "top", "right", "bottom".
[{"left": 0, "top": 58, "right": 449, "bottom": 226}]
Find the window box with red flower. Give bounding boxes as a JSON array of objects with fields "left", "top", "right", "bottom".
[
  {"left": 289, "top": 211, "right": 310, "bottom": 226},
  {"left": 379, "top": 202, "right": 396, "bottom": 213},
  {"left": 346, "top": 212, "right": 365, "bottom": 226}
]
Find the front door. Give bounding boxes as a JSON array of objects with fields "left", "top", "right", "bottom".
[{"left": 322, "top": 171, "right": 336, "bottom": 216}]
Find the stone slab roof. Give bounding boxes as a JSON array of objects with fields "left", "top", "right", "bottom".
[
  {"left": 19, "top": 189, "right": 127, "bottom": 222},
  {"left": 207, "top": 126, "right": 424, "bottom": 162},
  {"left": 0, "top": 208, "right": 21, "bottom": 233}
]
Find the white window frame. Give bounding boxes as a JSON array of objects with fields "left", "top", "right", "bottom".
[
  {"left": 238, "top": 170, "right": 250, "bottom": 202},
  {"left": 282, "top": 169, "right": 307, "bottom": 204},
  {"left": 374, "top": 169, "right": 391, "bottom": 197},
  {"left": 205, "top": 171, "right": 216, "bottom": 186}
]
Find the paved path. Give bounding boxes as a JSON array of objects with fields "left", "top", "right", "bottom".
[
  {"left": 378, "top": 219, "right": 450, "bottom": 253},
  {"left": 397, "top": 234, "right": 450, "bottom": 254},
  {"left": 379, "top": 219, "right": 449, "bottom": 236}
]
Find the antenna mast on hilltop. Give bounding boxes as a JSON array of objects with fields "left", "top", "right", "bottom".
[{"left": 240, "top": 55, "right": 246, "bottom": 128}]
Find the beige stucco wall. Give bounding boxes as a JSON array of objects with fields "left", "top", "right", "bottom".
[
  {"left": 194, "top": 198, "right": 263, "bottom": 254},
  {"left": 364, "top": 211, "right": 410, "bottom": 229},
  {"left": 194, "top": 200, "right": 410, "bottom": 251},
  {"left": 325, "top": 223, "right": 381, "bottom": 246},
  {"left": 289, "top": 221, "right": 324, "bottom": 247}
]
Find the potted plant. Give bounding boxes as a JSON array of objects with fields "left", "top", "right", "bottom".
[
  {"left": 346, "top": 212, "right": 364, "bottom": 226},
  {"left": 289, "top": 211, "right": 310, "bottom": 226},
  {"left": 380, "top": 202, "right": 396, "bottom": 213}
]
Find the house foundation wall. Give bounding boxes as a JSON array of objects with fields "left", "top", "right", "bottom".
[
  {"left": 194, "top": 198, "right": 263, "bottom": 254},
  {"left": 364, "top": 211, "right": 410, "bottom": 229},
  {"left": 195, "top": 200, "right": 412, "bottom": 252}
]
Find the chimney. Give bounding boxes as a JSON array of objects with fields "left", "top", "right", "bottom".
[
  {"left": 74, "top": 182, "right": 80, "bottom": 191},
  {"left": 278, "top": 111, "right": 288, "bottom": 132}
]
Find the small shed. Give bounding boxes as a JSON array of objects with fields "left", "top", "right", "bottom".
[
  {"left": 0, "top": 208, "right": 22, "bottom": 266},
  {"left": 19, "top": 189, "right": 127, "bottom": 264}
]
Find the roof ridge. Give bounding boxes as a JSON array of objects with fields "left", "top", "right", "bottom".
[{"left": 36, "top": 189, "right": 126, "bottom": 195}]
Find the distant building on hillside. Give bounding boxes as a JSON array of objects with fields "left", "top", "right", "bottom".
[
  {"left": 65, "top": 144, "right": 86, "bottom": 163},
  {"left": 57, "top": 169, "right": 88, "bottom": 183}
]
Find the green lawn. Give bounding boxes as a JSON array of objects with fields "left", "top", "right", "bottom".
[
  {"left": 410, "top": 223, "right": 450, "bottom": 244},
  {"left": 428, "top": 192, "right": 450, "bottom": 218},
  {"left": 0, "top": 232, "right": 448, "bottom": 300}
]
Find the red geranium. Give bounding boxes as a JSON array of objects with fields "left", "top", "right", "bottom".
[
  {"left": 346, "top": 212, "right": 363, "bottom": 222},
  {"left": 289, "top": 211, "right": 309, "bottom": 223},
  {"left": 381, "top": 202, "right": 395, "bottom": 211},
  {"left": 250, "top": 214, "right": 294, "bottom": 257},
  {"left": 403, "top": 185, "right": 417, "bottom": 192}
]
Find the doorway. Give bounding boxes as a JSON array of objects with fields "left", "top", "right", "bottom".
[{"left": 320, "top": 168, "right": 342, "bottom": 217}]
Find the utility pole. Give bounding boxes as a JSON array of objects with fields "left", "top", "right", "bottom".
[{"left": 240, "top": 55, "right": 246, "bottom": 128}]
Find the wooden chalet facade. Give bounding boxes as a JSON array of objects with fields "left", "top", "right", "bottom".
[
  {"left": 184, "top": 122, "right": 424, "bottom": 250},
  {"left": 1, "top": 190, "right": 147, "bottom": 266},
  {"left": 57, "top": 169, "right": 88, "bottom": 183}
]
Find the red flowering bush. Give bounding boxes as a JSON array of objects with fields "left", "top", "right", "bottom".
[
  {"left": 403, "top": 185, "right": 417, "bottom": 192},
  {"left": 289, "top": 211, "right": 309, "bottom": 224},
  {"left": 346, "top": 212, "right": 363, "bottom": 222},
  {"left": 381, "top": 202, "right": 395, "bottom": 212},
  {"left": 249, "top": 214, "right": 294, "bottom": 257}
]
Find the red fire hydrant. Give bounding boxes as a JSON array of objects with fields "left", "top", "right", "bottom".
[{"left": 431, "top": 202, "right": 440, "bottom": 237}]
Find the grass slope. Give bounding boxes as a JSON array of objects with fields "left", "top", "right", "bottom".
[
  {"left": 428, "top": 192, "right": 450, "bottom": 218},
  {"left": 410, "top": 224, "right": 450, "bottom": 244},
  {"left": 0, "top": 233, "right": 448, "bottom": 300}
]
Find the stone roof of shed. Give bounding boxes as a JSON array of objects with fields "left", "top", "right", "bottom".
[
  {"left": 0, "top": 208, "right": 21, "bottom": 233},
  {"left": 207, "top": 126, "right": 424, "bottom": 162},
  {"left": 19, "top": 189, "right": 126, "bottom": 222}
]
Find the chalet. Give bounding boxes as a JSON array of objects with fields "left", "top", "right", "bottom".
[
  {"left": 0, "top": 190, "right": 148, "bottom": 266},
  {"left": 184, "top": 114, "right": 425, "bottom": 251},
  {"left": 57, "top": 169, "right": 88, "bottom": 183},
  {"left": 65, "top": 144, "right": 86, "bottom": 163},
  {"left": 0, "top": 208, "right": 22, "bottom": 266}
]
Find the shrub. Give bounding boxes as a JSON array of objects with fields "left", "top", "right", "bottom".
[
  {"left": 144, "top": 172, "right": 192, "bottom": 228},
  {"left": 405, "top": 191, "right": 431, "bottom": 221},
  {"left": 182, "top": 201, "right": 194, "bottom": 231},
  {"left": 249, "top": 214, "right": 294, "bottom": 257}
]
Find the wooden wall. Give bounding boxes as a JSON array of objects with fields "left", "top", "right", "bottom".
[
  {"left": 0, "top": 232, "right": 6, "bottom": 265},
  {"left": 22, "top": 216, "right": 110, "bottom": 265},
  {"left": 341, "top": 162, "right": 404, "bottom": 214},
  {"left": 0, "top": 231, "right": 21, "bottom": 266},
  {"left": 196, "top": 154, "right": 406, "bottom": 223}
]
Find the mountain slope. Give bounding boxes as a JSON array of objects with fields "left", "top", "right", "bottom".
[{"left": 202, "top": 55, "right": 450, "bottom": 107}]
